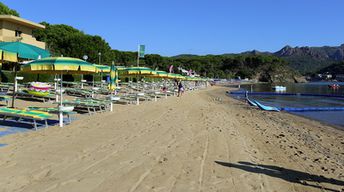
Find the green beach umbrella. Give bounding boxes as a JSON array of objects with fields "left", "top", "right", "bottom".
[
  {"left": 167, "top": 73, "right": 176, "bottom": 79},
  {"left": 93, "top": 64, "right": 110, "bottom": 87},
  {"left": 21, "top": 57, "right": 97, "bottom": 127},
  {"left": 94, "top": 64, "right": 111, "bottom": 73},
  {"left": 21, "top": 57, "right": 96, "bottom": 74},
  {"left": 151, "top": 70, "right": 169, "bottom": 78},
  {"left": 167, "top": 73, "right": 184, "bottom": 79},
  {"left": 118, "top": 67, "right": 157, "bottom": 76},
  {"left": 109, "top": 63, "right": 118, "bottom": 91},
  {"left": 0, "top": 42, "right": 50, "bottom": 108},
  {"left": 0, "top": 41, "right": 50, "bottom": 60}
]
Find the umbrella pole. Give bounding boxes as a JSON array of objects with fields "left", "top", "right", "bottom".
[
  {"left": 92, "top": 74, "right": 95, "bottom": 98},
  {"left": 100, "top": 72, "right": 103, "bottom": 87},
  {"left": 54, "top": 74, "right": 59, "bottom": 102},
  {"left": 110, "top": 91, "right": 113, "bottom": 112},
  {"left": 92, "top": 74, "right": 94, "bottom": 88},
  {"left": 59, "top": 72, "right": 63, "bottom": 127},
  {"left": 54, "top": 74, "right": 57, "bottom": 90},
  {"left": 81, "top": 74, "right": 84, "bottom": 89},
  {"left": 11, "top": 63, "right": 18, "bottom": 108}
]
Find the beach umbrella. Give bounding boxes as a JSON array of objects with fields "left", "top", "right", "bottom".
[
  {"left": 94, "top": 64, "right": 111, "bottom": 87},
  {"left": 118, "top": 67, "right": 157, "bottom": 76},
  {"left": 108, "top": 63, "right": 119, "bottom": 112},
  {"left": 166, "top": 73, "right": 176, "bottom": 79},
  {"left": 118, "top": 67, "right": 157, "bottom": 84},
  {"left": 94, "top": 64, "right": 110, "bottom": 73},
  {"left": 0, "top": 41, "right": 50, "bottom": 60},
  {"left": 150, "top": 71, "right": 169, "bottom": 78},
  {"left": 176, "top": 74, "right": 186, "bottom": 80},
  {"left": 21, "top": 57, "right": 97, "bottom": 127},
  {"left": 167, "top": 73, "right": 185, "bottom": 80},
  {"left": 0, "top": 41, "right": 51, "bottom": 108},
  {"left": 109, "top": 63, "right": 118, "bottom": 91},
  {"left": 21, "top": 57, "right": 96, "bottom": 74}
]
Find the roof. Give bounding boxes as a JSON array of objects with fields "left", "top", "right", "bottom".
[{"left": 0, "top": 15, "right": 45, "bottom": 29}]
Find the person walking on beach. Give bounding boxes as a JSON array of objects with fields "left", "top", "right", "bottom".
[{"left": 178, "top": 80, "right": 184, "bottom": 97}]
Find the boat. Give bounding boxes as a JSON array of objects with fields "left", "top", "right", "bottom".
[
  {"left": 272, "top": 86, "right": 286, "bottom": 91},
  {"left": 328, "top": 84, "right": 340, "bottom": 89},
  {"left": 253, "top": 100, "right": 280, "bottom": 112}
]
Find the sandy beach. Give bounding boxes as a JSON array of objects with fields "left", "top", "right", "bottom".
[{"left": 0, "top": 86, "right": 343, "bottom": 192}]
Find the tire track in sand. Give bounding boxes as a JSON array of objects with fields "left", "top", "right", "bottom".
[{"left": 198, "top": 134, "right": 209, "bottom": 192}]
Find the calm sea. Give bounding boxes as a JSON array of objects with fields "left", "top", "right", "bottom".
[{"left": 236, "top": 82, "right": 344, "bottom": 129}]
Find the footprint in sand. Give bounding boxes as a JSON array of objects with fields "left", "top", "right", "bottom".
[{"left": 33, "top": 168, "right": 52, "bottom": 180}]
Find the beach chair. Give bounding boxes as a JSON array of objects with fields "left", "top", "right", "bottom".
[
  {"left": 58, "top": 98, "right": 109, "bottom": 114},
  {"left": 0, "top": 107, "right": 53, "bottom": 130},
  {"left": 79, "top": 98, "right": 111, "bottom": 111},
  {"left": 27, "top": 107, "right": 77, "bottom": 124},
  {"left": 16, "top": 90, "right": 55, "bottom": 103},
  {"left": 65, "top": 88, "right": 93, "bottom": 98},
  {"left": 0, "top": 95, "right": 10, "bottom": 106}
]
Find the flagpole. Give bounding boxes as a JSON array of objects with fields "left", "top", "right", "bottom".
[{"left": 137, "top": 44, "right": 140, "bottom": 67}]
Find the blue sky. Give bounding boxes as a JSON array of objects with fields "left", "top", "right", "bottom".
[{"left": 3, "top": 0, "right": 344, "bottom": 56}]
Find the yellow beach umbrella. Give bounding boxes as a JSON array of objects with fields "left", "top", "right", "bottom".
[
  {"left": 118, "top": 67, "right": 157, "bottom": 76},
  {"left": 150, "top": 71, "right": 169, "bottom": 78},
  {"left": 21, "top": 57, "right": 97, "bottom": 127}
]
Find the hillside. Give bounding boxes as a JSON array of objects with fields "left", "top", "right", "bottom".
[
  {"left": 225, "top": 44, "right": 344, "bottom": 74},
  {"left": 275, "top": 45, "right": 344, "bottom": 74},
  {"left": 318, "top": 61, "right": 344, "bottom": 75}
]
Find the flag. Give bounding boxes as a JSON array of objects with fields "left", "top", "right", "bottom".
[{"left": 139, "top": 45, "right": 145, "bottom": 58}]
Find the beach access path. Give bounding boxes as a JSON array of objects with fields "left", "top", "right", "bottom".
[{"left": 0, "top": 86, "right": 343, "bottom": 192}]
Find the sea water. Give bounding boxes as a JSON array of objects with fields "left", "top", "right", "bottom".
[{"left": 237, "top": 82, "right": 344, "bottom": 129}]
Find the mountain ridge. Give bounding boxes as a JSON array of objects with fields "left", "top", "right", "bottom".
[{"left": 173, "top": 44, "right": 344, "bottom": 74}]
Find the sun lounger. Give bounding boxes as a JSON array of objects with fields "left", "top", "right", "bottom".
[
  {"left": 65, "top": 88, "right": 93, "bottom": 98},
  {"left": 0, "top": 95, "right": 10, "bottom": 106},
  {"left": 16, "top": 90, "right": 55, "bottom": 103},
  {"left": 0, "top": 107, "right": 53, "bottom": 130},
  {"left": 57, "top": 98, "right": 110, "bottom": 114},
  {"left": 27, "top": 107, "right": 77, "bottom": 124}
]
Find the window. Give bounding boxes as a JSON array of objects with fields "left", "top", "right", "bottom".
[{"left": 15, "top": 30, "right": 22, "bottom": 37}]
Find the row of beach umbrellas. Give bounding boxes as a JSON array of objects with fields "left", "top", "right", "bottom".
[{"left": 0, "top": 41, "right": 208, "bottom": 127}]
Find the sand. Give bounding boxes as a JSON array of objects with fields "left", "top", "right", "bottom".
[{"left": 0, "top": 86, "right": 343, "bottom": 192}]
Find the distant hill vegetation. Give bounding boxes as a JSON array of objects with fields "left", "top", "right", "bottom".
[
  {"left": 318, "top": 61, "right": 344, "bottom": 75},
  {"left": 230, "top": 44, "right": 344, "bottom": 74}
]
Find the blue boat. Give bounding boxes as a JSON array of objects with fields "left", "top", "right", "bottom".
[{"left": 253, "top": 100, "right": 280, "bottom": 112}]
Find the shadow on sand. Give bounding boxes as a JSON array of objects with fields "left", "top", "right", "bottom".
[{"left": 215, "top": 161, "right": 344, "bottom": 192}]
